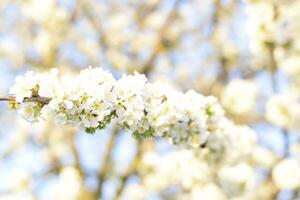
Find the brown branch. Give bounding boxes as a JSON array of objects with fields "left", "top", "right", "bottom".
[
  {"left": 95, "top": 126, "right": 120, "bottom": 199},
  {"left": 68, "top": 129, "right": 85, "bottom": 177},
  {"left": 137, "top": 0, "right": 181, "bottom": 76},
  {"left": 0, "top": 96, "right": 51, "bottom": 104},
  {"left": 112, "top": 141, "right": 145, "bottom": 200}
]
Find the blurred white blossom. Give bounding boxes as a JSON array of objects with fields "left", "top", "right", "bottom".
[
  {"left": 218, "top": 163, "right": 255, "bottom": 197},
  {"left": 266, "top": 89, "right": 300, "bottom": 130},
  {"left": 221, "top": 79, "right": 257, "bottom": 115},
  {"left": 272, "top": 158, "right": 300, "bottom": 190}
]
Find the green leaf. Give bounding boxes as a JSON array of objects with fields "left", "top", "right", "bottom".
[
  {"left": 85, "top": 127, "right": 96, "bottom": 134},
  {"left": 132, "top": 128, "right": 155, "bottom": 140},
  {"left": 97, "top": 122, "right": 106, "bottom": 130},
  {"left": 205, "top": 105, "right": 214, "bottom": 116},
  {"left": 8, "top": 102, "right": 18, "bottom": 110},
  {"left": 32, "top": 104, "right": 42, "bottom": 118}
]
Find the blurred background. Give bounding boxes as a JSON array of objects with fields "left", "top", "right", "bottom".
[{"left": 0, "top": 0, "right": 300, "bottom": 199}]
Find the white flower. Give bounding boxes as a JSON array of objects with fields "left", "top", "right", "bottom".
[
  {"left": 38, "top": 68, "right": 62, "bottom": 98},
  {"left": 9, "top": 71, "right": 39, "bottom": 103},
  {"left": 266, "top": 89, "right": 300, "bottom": 129},
  {"left": 143, "top": 83, "right": 179, "bottom": 135},
  {"left": 168, "top": 90, "right": 210, "bottom": 147},
  {"left": 205, "top": 120, "right": 257, "bottom": 164},
  {"left": 221, "top": 79, "right": 257, "bottom": 115},
  {"left": 43, "top": 67, "right": 116, "bottom": 130},
  {"left": 141, "top": 150, "right": 210, "bottom": 191},
  {"left": 189, "top": 184, "right": 226, "bottom": 200},
  {"left": 113, "top": 72, "right": 147, "bottom": 131},
  {"left": 9, "top": 69, "right": 61, "bottom": 103},
  {"left": 122, "top": 184, "right": 147, "bottom": 200},
  {"left": 218, "top": 163, "right": 255, "bottom": 197},
  {"left": 46, "top": 166, "right": 82, "bottom": 200},
  {"left": 272, "top": 158, "right": 300, "bottom": 190},
  {"left": 19, "top": 102, "right": 42, "bottom": 123},
  {"left": 279, "top": 55, "right": 300, "bottom": 76},
  {"left": 252, "top": 146, "right": 277, "bottom": 168},
  {"left": 9, "top": 169, "right": 32, "bottom": 192}
]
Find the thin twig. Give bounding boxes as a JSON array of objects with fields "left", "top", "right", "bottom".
[
  {"left": 140, "top": 0, "right": 181, "bottom": 76},
  {"left": 68, "top": 129, "right": 85, "bottom": 177},
  {"left": 0, "top": 96, "right": 51, "bottom": 104},
  {"left": 113, "top": 141, "right": 144, "bottom": 200},
  {"left": 95, "top": 126, "right": 120, "bottom": 199}
]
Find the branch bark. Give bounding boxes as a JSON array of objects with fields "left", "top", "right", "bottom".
[
  {"left": 95, "top": 126, "right": 120, "bottom": 199},
  {"left": 0, "top": 96, "right": 51, "bottom": 104}
]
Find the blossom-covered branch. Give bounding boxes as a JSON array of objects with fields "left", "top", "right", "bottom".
[{"left": 5, "top": 67, "right": 226, "bottom": 147}]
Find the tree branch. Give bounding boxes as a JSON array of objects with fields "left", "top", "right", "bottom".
[
  {"left": 0, "top": 96, "right": 51, "bottom": 104},
  {"left": 112, "top": 140, "right": 148, "bottom": 200},
  {"left": 95, "top": 126, "right": 120, "bottom": 199}
]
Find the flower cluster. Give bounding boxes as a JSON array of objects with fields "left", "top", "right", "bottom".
[
  {"left": 246, "top": 0, "right": 300, "bottom": 77},
  {"left": 140, "top": 150, "right": 211, "bottom": 191},
  {"left": 9, "top": 67, "right": 226, "bottom": 147},
  {"left": 138, "top": 148, "right": 257, "bottom": 199},
  {"left": 203, "top": 120, "right": 257, "bottom": 164}
]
